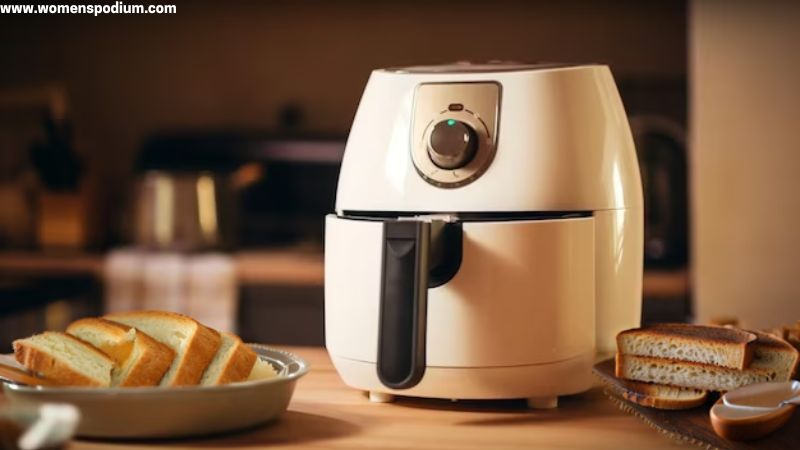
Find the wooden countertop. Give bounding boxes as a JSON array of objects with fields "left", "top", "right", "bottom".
[
  {"left": 56, "top": 347, "right": 688, "bottom": 450},
  {"left": 0, "top": 250, "right": 324, "bottom": 286}
]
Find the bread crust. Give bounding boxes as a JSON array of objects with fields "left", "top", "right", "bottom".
[
  {"left": 173, "top": 321, "right": 221, "bottom": 386},
  {"left": 752, "top": 330, "right": 791, "bottom": 350},
  {"left": 13, "top": 332, "right": 113, "bottom": 387},
  {"left": 618, "top": 379, "right": 708, "bottom": 410},
  {"left": 105, "top": 310, "right": 221, "bottom": 386},
  {"left": 67, "top": 318, "right": 134, "bottom": 362},
  {"left": 106, "top": 310, "right": 200, "bottom": 329},
  {"left": 645, "top": 323, "right": 755, "bottom": 344},
  {"left": 68, "top": 317, "right": 176, "bottom": 386},
  {"left": 117, "top": 330, "right": 175, "bottom": 387},
  {"left": 205, "top": 333, "right": 258, "bottom": 385},
  {"left": 68, "top": 317, "right": 129, "bottom": 338}
]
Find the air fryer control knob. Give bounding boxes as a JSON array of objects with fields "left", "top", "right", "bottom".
[{"left": 427, "top": 120, "right": 478, "bottom": 170}]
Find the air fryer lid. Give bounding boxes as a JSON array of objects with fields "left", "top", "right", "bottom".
[
  {"left": 383, "top": 62, "right": 587, "bottom": 74},
  {"left": 335, "top": 64, "right": 642, "bottom": 213}
]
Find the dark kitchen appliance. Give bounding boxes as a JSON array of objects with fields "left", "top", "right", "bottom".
[
  {"left": 630, "top": 116, "right": 689, "bottom": 268},
  {"left": 135, "top": 133, "right": 345, "bottom": 250}
]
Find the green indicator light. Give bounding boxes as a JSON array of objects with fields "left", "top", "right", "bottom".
[{"left": 446, "top": 119, "right": 456, "bottom": 126}]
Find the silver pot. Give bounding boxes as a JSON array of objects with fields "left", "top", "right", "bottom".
[{"left": 133, "top": 170, "right": 235, "bottom": 251}]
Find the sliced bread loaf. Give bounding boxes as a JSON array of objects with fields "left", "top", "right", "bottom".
[
  {"left": 200, "top": 332, "right": 257, "bottom": 385},
  {"left": 13, "top": 332, "right": 115, "bottom": 387},
  {"left": 105, "top": 311, "right": 221, "bottom": 386},
  {"left": 616, "top": 329, "right": 799, "bottom": 391},
  {"left": 617, "top": 323, "right": 757, "bottom": 369},
  {"left": 618, "top": 379, "right": 708, "bottom": 410},
  {"left": 67, "top": 318, "right": 175, "bottom": 387}
]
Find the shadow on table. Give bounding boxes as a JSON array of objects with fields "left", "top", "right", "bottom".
[
  {"left": 77, "top": 411, "right": 361, "bottom": 448},
  {"left": 386, "top": 387, "right": 614, "bottom": 425}
]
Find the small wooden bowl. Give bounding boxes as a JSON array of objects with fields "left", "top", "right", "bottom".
[{"left": 710, "top": 397, "right": 796, "bottom": 441}]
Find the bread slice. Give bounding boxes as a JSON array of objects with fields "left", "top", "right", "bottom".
[
  {"left": 67, "top": 318, "right": 134, "bottom": 363},
  {"left": 618, "top": 379, "right": 708, "bottom": 410},
  {"left": 200, "top": 332, "right": 257, "bottom": 385},
  {"left": 13, "top": 332, "right": 115, "bottom": 387},
  {"left": 67, "top": 318, "right": 175, "bottom": 387},
  {"left": 761, "top": 322, "right": 800, "bottom": 354},
  {"left": 247, "top": 357, "right": 278, "bottom": 381},
  {"left": 616, "top": 323, "right": 757, "bottom": 369},
  {"left": 750, "top": 330, "right": 799, "bottom": 380},
  {"left": 615, "top": 353, "right": 775, "bottom": 392},
  {"left": 105, "top": 311, "right": 221, "bottom": 386}
]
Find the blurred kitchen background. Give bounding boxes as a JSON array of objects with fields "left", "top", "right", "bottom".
[{"left": 0, "top": 0, "right": 797, "bottom": 352}]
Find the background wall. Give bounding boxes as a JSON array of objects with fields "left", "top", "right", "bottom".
[
  {"left": 0, "top": 0, "right": 686, "bottom": 243},
  {"left": 690, "top": 0, "right": 800, "bottom": 328}
]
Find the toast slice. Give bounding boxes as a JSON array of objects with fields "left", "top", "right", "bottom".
[
  {"left": 618, "top": 379, "right": 708, "bottom": 410},
  {"left": 105, "top": 311, "right": 221, "bottom": 386},
  {"left": 200, "top": 332, "right": 258, "bottom": 385},
  {"left": 749, "top": 330, "right": 799, "bottom": 380},
  {"left": 616, "top": 323, "right": 757, "bottom": 369},
  {"left": 615, "top": 353, "right": 776, "bottom": 392},
  {"left": 13, "top": 332, "right": 115, "bottom": 387},
  {"left": 67, "top": 318, "right": 175, "bottom": 387}
]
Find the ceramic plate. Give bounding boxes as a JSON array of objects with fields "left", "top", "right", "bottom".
[{"left": 1, "top": 345, "right": 309, "bottom": 438}]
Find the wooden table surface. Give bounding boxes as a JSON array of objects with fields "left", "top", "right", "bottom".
[{"left": 15, "top": 347, "right": 691, "bottom": 450}]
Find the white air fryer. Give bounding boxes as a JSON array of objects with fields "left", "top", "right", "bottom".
[{"left": 325, "top": 63, "right": 643, "bottom": 408}]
